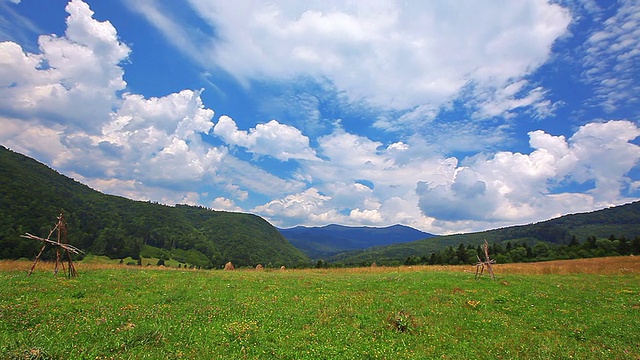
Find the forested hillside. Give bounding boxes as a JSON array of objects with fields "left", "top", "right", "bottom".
[
  {"left": 329, "top": 201, "right": 640, "bottom": 266},
  {"left": 0, "top": 146, "right": 309, "bottom": 268}
]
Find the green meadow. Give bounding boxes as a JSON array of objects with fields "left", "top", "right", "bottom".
[{"left": 1, "top": 261, "right": 639, "bottom": 359}]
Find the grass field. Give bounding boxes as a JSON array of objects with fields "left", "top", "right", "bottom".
[{"left": 1, "top": 257, "right": 639, "bottom": 359}]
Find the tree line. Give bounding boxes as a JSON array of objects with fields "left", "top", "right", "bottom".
[{"left": 403, "top": 234, "right": 640, "bottom": 266}]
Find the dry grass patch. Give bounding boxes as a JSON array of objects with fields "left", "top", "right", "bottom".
[
  {"left": 322, "top": 256, "right": 640, "bottom": 276},
  {"left": 2, "top": 256, "right": 638, "bottom": 275},
  {"left": 494, "top": 256, "right": 640, "bottom": 275}
]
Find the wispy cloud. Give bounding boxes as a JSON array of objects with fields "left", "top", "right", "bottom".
[
  {"left": 132, "top": 1, "right": 571, "bottom": 125},
  {"left": 581, "top": 1, "right": 640, "bottom": 112},
  {"left": 121, "top": 0, "right": 212, "bottom": 66},
  {"left": 0, "top": 1, "right": 39, "bottom": 48}
]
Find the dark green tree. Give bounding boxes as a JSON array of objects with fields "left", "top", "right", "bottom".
[
  {"left": 585, "top": 236, "right": 598, "bottom": 250},
  {"left": 509, "top": 247, "right": 528, "bottom": 262},
  {"left": 532, "top": 242, "right": 550, "bottom": 259},
  {"left": 616, "top": 236, "right": 630, "bottom": 255},
  {"left": 631, "top": 236, "right": 640, "bottom": 255},
  {"left": 456, "top": 243, "right": 470, "bottom": 264},
  {"left": 569, "top": 235, "right": 580, "bottom": 247}
]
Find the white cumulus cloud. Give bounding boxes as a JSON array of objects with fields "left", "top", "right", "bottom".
[
  {"left": 0, "top": 0, "right": 129, "bottom": 131},
  {"left": 0, "top": 0, "right": 244, "bottom": 204},
  {"left": 214, "top": 115, "right": 319, "bottom": 161},
  {"left": 416, "top": 120, "right": 640, "bottom": 227}
]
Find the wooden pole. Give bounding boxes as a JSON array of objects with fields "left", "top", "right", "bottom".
[
  {"left": 66, "top": 249, "right": 78, "bottom": 277},
  {"left": 484, "top": 241, "right": 495, "bottom": 280},
  {"left": 28, "top": 244, "right": 47, "bottom": 276}
]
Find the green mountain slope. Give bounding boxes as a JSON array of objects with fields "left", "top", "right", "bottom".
[
  {"left": 0, "top": 146, "right": 309, "bottom": 268},
  {"left": 330, "top": 201, "right": 640, "bottom": 265}
]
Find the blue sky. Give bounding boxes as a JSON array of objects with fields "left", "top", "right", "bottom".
[{"left": 1, "top": 0, "right": 639, "bottom": 234}]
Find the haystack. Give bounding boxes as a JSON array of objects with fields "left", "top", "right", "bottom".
[
  {"left": 224, "top": 261, "right": 234, "bottom": 270},
  {"left": 255, "top": 264, "right": 264, "bottom": 270},
  {"left": 280, "top": 265, "right": 286, "bottom": 270}
]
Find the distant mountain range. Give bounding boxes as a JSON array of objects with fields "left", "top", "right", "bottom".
[{"left": 278, "top": 224, "right": 435, "bottom": 258}]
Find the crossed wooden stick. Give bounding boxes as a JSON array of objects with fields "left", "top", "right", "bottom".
[
  {"left": 21, "top": 212, "right": 84, "bottom": 277},
  {"left": 475, "top": 240, "right": 496, "bottom": 280}
]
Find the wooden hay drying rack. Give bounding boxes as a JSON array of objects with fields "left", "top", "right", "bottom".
[
  {"left": 21, "top": 211, "right": 84, "bottom": 277},
  {"left": 475, "top": 239, "right": 496, "bottom": 280}
]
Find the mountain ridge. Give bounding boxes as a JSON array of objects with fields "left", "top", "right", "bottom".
[{"left": 278, "top": 223, "right": 435, "bottom": 258}]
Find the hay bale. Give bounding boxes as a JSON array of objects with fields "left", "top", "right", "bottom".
[
  {"left": 371, "top": 262, "right": 377, "bottom": 267},
  {"left": 255, "top": 264, "right": 264, "bottom": 270},
  {"left": 224, "top": 262, "right": 234, "bottom": 270},
  {"left": 280, "top": 265, "right": 286, "bottom": 270}
]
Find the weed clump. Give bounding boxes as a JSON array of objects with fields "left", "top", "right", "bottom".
[{"left": 388, "top": 310, "right": 414, "bottom": 333}]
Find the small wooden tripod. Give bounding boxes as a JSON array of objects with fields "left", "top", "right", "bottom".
[
  {"left": 475, "top": 240, "right": 496, "bottom": 280},
  {"left": 22, "top": 211, "right": 83, "bottom": 277}
]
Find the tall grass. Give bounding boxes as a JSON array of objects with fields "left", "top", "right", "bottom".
[{"left": 494, "top": 256, "right": 640, "bottom": 275}]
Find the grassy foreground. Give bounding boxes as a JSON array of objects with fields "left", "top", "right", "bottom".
[{"left": 1, "top": 258, "right": 639, "bottom": 359}]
